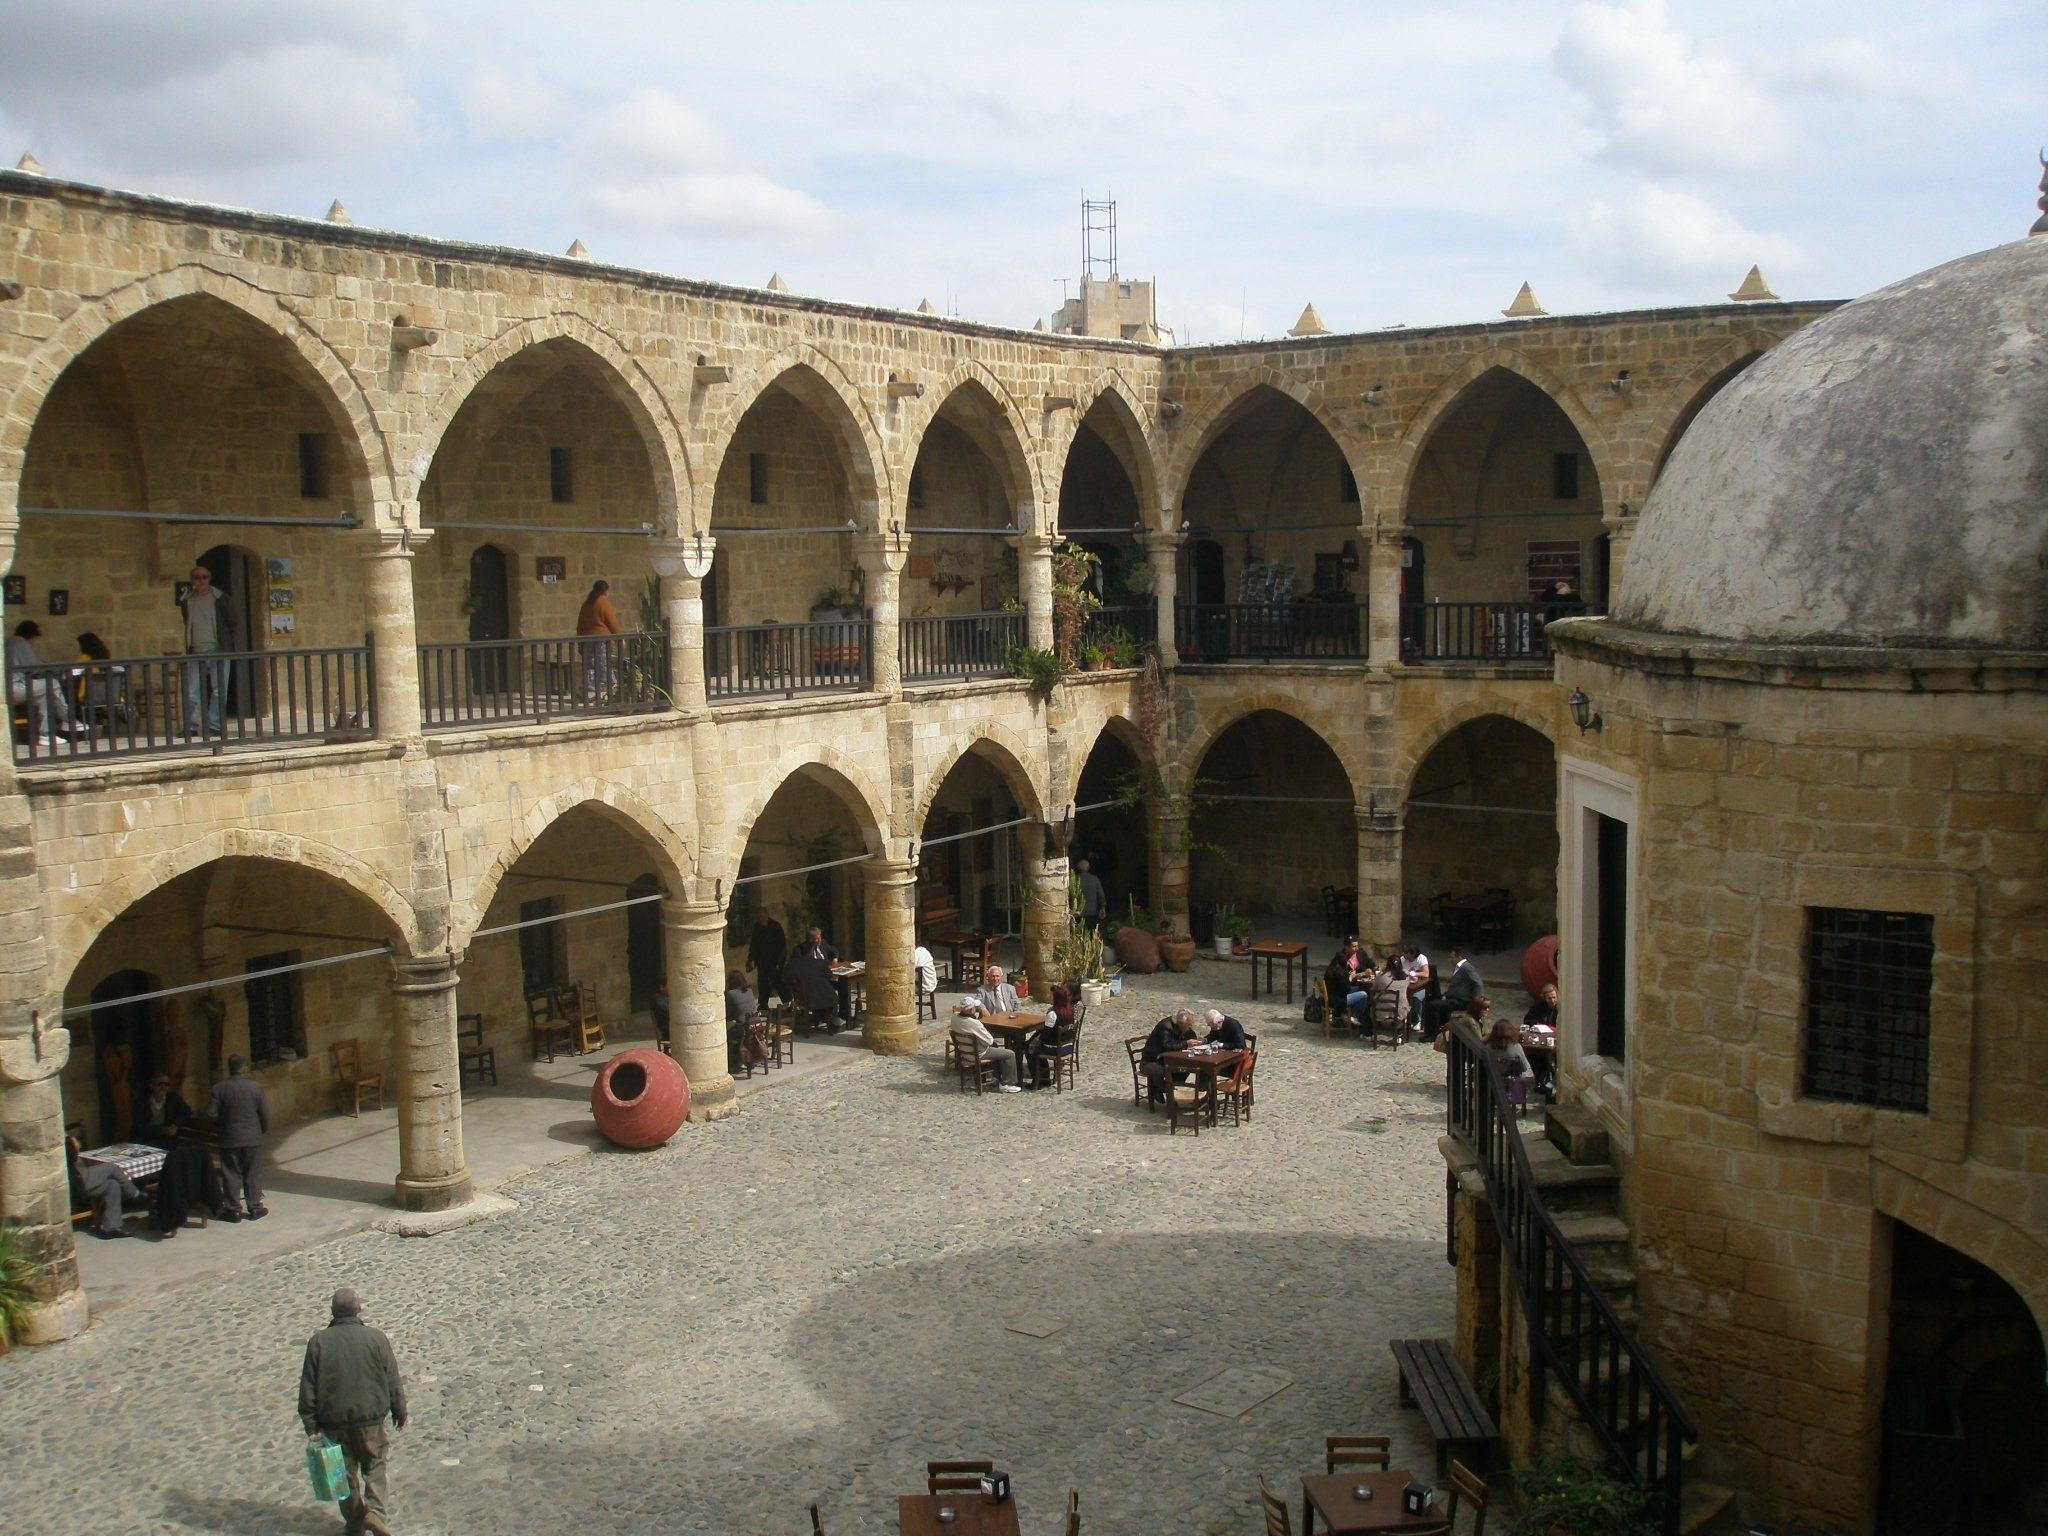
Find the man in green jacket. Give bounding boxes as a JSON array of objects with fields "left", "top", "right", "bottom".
[{"left": 298, "top": 1288, "right": 407, "bottom": 1536}]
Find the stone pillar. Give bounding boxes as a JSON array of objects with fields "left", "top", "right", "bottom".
[
  {"left": 1017, "top": 822, "right": 1071, "bottom": 999},
  {"left": 1366, "top": 531, "right": 1404, "bottom": 667},
  {"left": 664, "top": 896, "right": 737, "bottom": 1119},
  {"left": 359, "top": 525, "right": 428, "bottom": 740},
  {"left": 1356, "top": 799, "right": 1403, "bottom": 950},
  {"left": 651, "top": 535, "right": 713, "bottom": 713},
  {"left": 389, "top": 954, "right": 474, "bottom": 1212},
  {"left": 852, "top": 533, "right": 906, "bottom": 694},
  {"left": 1148, "top": 802, "right": 1191, "bottom": 935},
  {"left": 1450, "top": 1168, "right": 1503, "bottom": 1420},
  {"left": 861, "top": 851, "right": 920, "bottom": 1054},
  {"left": 1011, "top": 532, "right": 1055, "bottom": 653},
  {"left": 1140, "top": 529, "right": 1182, "bottom": 667},
  {"left": 0, "top": 1022, "right": 88, "bottom": 1342}
]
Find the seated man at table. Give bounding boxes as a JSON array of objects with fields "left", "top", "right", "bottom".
[
  {"left": 955, "top": 963, "right": 1019, "bottom": 1021},
  {"left": 1427, "top": 946, "right": 1480, "bottom": 1040},
  {"left": 134, "top": 1073, "right": 193, "bottom": 1148},
  {"left": 1139, "top": 1009, "right": 1201, "bottom": 1105},
  {"left": 66, "top": 1134, "right": 144, "bottom": 1239},
  {"left": 949, "top": 1011, "right": 1023, "bottom": 1092},
  {"left": 782, "top": 926, "right": 845, "bottom": 1032},
  {"left": 1202, "top": 1008, "right": 1248, "bottom": 1051}
]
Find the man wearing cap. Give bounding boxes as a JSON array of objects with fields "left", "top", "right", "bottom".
[{"left": 299, "top": 1288, "right": 408, "bottom": 1536}]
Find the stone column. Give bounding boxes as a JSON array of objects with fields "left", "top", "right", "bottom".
[
  {"left": 359, "top": 525, "right": 428, "bottom": 740},
  {"left": 389, "top": 954, "right": 474, "bottom": 1212},
  {"left": 1140, "top": 529, "right": 1182, "bottom": 667},
  {"left": 1148, "top": 802, "right": 1191, "bottom": 935},
  {"left": 1366, "top": 531, "right": 1404, "bottom": 667},
  {"left": 0, "top": 1021, "right": 88, "bottom": 1342},
  {"left": 1356, "top": 799, "right": 1404, "bottom": 950},
  {"left": 1016, "top": 821, "right": 1072, "bottom": 999},
  {"left": 651, "top": 535, "right": 713, "bottom": 713},
  {"left": 851, "top": 533, "right": 907, "bottom": 694},
  {"left": 664, "top": 896, "right": 737, "bottom": 1119},
  {"left": 1011, "top": 531, "right": 1055, "bottom": 653},
  {"left": 862, "top": 850, "right": 920, "bottom": 1054}
]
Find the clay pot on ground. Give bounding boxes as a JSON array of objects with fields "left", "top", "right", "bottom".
[
  {"left": 590, "top": 1047, "right": 691, "bottom": 1149},
  {"left": 1156, "top": 934, "right": 1197, "bottom": 972},
  {"left": 1521, "top": 934, "right": 1560, "bottom": 1000},
  {"left": 1113, "top": 925, "right": 1162, "bottom": 974}
]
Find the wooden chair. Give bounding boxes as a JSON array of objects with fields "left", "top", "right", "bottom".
[
  {"left": 1164, "top": 1074, "right": 1210, "bottom": 1136},
  {"left": 763, "top": 1005, "right": 796, "bottom": 1067},
  {"left": 1257, "top": 1476, "right": 1293, "bottom": 1536},
  {"left": 1476, "top": 890, "right": 1515, "bottom": 952},
  {"left": 561, "top": 982, "right": 606, "bottom": 1053},
  {"left": 1319, "top": 884, "right": 1342, "bottom": 937},
  {"left": 329, "top": 1039, "right": 384, "bottom": 1117},
  {"left": 1123, "top": 1035, "right": 1151, "bottom": 1109},
  {"left": 526, "top": 989, "right": 574, "bottom": 1062},
  {"left": 456, "top": 1013, "right": 498, "bottom": 1087},
  {"left": 1042, "top": 1018, "right": 1081, "bottom": 1094},
  {"left": 1369, "top": 984, "right": 1405, "bottom": 1050},
  {"left": 950, "top": 1031, "right": 1000, "bottom": 1094},
  {"left": 1070, "top": 1001, "right": 1088, "bottom": 1068},
  {"left": 1216, "top": 1049, "right": 1256, "bottom": 1126},
  {"left": 1440, "top": 1459, "right": 1488, "bottom": 1535},
  {"left": 958, "top": 936, "right": 992, "bottom": 989},
  {"left": 1063, "top": 1488, "right": 1079, "bottom": 1536},
  {"left": 918, "top": 980, "right": 938, "bottom": 1023},
  {"left": 927, "top": 1459, "right": 992, "bottom": 1495},
  {"left": 1320, "top": 976, "right": 1350, "bottom": 1039},
  {"left": 1325, "top": 1434, "right": 1391, "bottom": 1474}
]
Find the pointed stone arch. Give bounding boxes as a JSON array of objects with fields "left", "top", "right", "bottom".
[
  {"left": 454, "top": 781, "right": 693, "bottom": 951},
  {"left": 699, "top": 346, "right": 888, "bottom": 534},
  {"left": 1648, "top": 341, "right": 1767, "bottom": 482},
  {"left": 894, "top": 361, "right": 1043, "bottom": 532},
  {"left": 1060, "top": 368, "right": 1161, "bottom": 520},
  {"left": 1395, "top": 695, "right": 1561, "bottom": 796},
  {"left": 1385, "top": 349, "right": 1614, "bottom": 530},
  {"left": 914, "top": 727, "right": 1047, "bottom": 833},
  {"left": 1874, "top": 1161, "right": 2048, "bottom": 1341},
  {"left": 1164, "top": 371, "right": 1362, "bottom": 528},
  {"left": 408, "top": 313, "right": 691, "bottom": 534},
  {"left": 0, "top": 263, "right": 397, "bottom": 525},
  {"left": 723, "top": 748, "right": 892, "bottom": 889},
  {"left": 1179, "top": 692, "right": 1367, "bottom": 806}
]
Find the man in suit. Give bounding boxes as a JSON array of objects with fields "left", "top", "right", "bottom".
[
  {"left": 134, "top": 1074, "right": 194, "bottom": 1147},
  {"left": 206, "top": 1052, "right": 270, "bottom": 1220},
  {"left": 782, "top": 926, "right": 844, "bottom": 1031},
  {"left": 1430, "top": 946, "right": 1482, "bottom": 1040},
  {"left": 747, "top": 912, "right": 787, "bottom": 1007}
]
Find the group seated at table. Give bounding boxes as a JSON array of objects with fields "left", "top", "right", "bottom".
[
  {"left": 66, "top": 1073, "right": 232, "bottom": 1239},
  {"left": 1137, "top": 1007, "right": 1248, "bottom": 1105},
  {"left": 948, "top": 968, "right": 1080, "bottom": 1092}
]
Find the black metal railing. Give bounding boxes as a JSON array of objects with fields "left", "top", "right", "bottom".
[
  {"left": 1446, "top": 1018, "right": 1694, "bottom": 1535},
  {"left": 1078, "top": 603, "right": 1158, "bottom": 664},
  {"left": 418, "top": 631, "right": 669, "bottom": 729},
  {"left": 8, "top": 642, "right": 375, "bottom": 765},
  {"left": 901, "top": 611, "right": 1026, "bottom": 683},
  {"left": 1175, "top": 600, "right": 1364, "bottom": 662},
  {"left": 705, "top": 617, "right": 871, "bottom": 702},
  {"left": 1405, "top": 601, "right": 1579, "bottom": 663}
]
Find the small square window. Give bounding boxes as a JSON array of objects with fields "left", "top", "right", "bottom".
[
  {"left": 298, "top": 433, "right": 328, "bottom": 500},
  {"left": 1802, "top": 908, "right": 1933, "bottom": 1112},
  {"left": 548, "top": 446, "right": 573, "bottom": 504},
  {"left": 243, "top": 950, "right": 304, "bottom": 1066},
  {"left": 1553, "top": 452, "right": 1580, "bottom": 500},
  {"left": 1339, "top": 465, "right": 1359, "bottom": 504},
  {"left": 748, "top": 452, "right": 769, "bottom": 505}
]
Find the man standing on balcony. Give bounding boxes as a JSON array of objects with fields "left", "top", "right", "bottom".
[
  {"left": 576, "top": 579, "right": 622, "bottom": 700},
  {"left": 180, "top": 563, "right": 235, "bottom": 736}
]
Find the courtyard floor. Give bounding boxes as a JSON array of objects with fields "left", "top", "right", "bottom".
[{"left": 4, "top": 962, "right": 1459, "bottom": 1536}]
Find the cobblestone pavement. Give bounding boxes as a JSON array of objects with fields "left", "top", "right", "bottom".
[{"left": 3, "top": 967, "right": 1457, "bottom": 1536}]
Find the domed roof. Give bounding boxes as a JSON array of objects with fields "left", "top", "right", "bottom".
[{"left": 1615, "top": 236, "right": 2048, "bottom": 649}]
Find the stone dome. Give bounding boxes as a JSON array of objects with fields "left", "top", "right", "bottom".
[{"left": 1615, "top": 236, "right": 2048, "bottom": 649}]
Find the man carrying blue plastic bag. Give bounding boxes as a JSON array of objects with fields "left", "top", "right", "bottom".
[{"left": 299, "top": 1287, "right": 408, "bottom": 1536}]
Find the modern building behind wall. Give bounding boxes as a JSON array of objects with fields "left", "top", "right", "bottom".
[{"left": 1, "top": 152, "right": 2039, "bottom": 1533}]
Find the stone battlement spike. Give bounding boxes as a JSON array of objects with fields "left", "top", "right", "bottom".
[{"left": 2032, "top": 148, "right": 2048, "bottom": 237}]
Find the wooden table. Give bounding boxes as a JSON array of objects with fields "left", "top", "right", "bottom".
[
  {"left": 1160, "top": 1045, "right": 1246, "bottom": 1125},
  {"left": 898, "top": 1493, "right": 1022, "bottom": 1536},
  {"left": 832, "top": 960, "right": 867, "bottom": 1020},
  {"left": 1301, "top": 1470, "right": 1442, "bottom": 1535},
  {"left": 980, "top": 1010, "right": 1045, "bottom": 1079},
  {"left": 927, "top": 928, "right": 981, "bottom": 988},
  {"left": 1248, "top": 939, "right": 1310, "bottom": 1001}
]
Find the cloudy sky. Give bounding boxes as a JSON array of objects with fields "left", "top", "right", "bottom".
[{"left": 0, "top": 1, "right": 2038, "bottom": 340}]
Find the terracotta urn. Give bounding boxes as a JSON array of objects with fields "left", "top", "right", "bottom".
[
  {"left": 590, "top": 1047, "right": 691, "bottom": 1149},
  {"left": 1113, "top": 925, "right": 1162, "bottom": 974},
  {"left": 1521, "top": 935, "right": 1560, "bottom": 1000},
  {"left": 1156, "top": 933, "right": 1197, "bottom": 972}
]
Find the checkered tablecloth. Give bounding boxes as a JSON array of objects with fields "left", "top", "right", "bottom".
[{"left": 79, "top": 1142, "right": 166, "bottom": 1180}]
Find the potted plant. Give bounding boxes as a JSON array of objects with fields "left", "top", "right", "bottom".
[
  {"left": 810, "top": 585, "right": 860, "bottom": 624},
  {"left": 1154, "top": 917, "right": 1198, "bottom": 973},
  {"left": 1510, "top": 1458, "right": 1657, "bottom": 1536},
  {"left": 1078, "top": 641, "right": 1109, "bottom": 672},
  {"left": 1224, "top": 906, "right": 1254, "bottom": 953},
  {"left": 0, "top": 1226, "right": 36, "bottom": 1354},
  {"left": 1210, "top": 902, "right": 1239, "bottom": 959}
]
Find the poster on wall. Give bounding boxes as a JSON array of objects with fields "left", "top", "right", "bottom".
[
  {"left": 265, "top": 556, "right": 293, "bottom": 582},
  {"left": 267, "top": 583, "right": 296, "bottom": 635},
  {"left": 2, "top": 574, "right": 23, "bottom": 606},
  {"left": 536, "top": 556, "right": 566, "bottom": 584},
  {"left": 269, "top": 612, "right": 296, "bottom": 635}
]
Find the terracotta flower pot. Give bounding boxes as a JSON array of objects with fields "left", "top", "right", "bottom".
[
  {"left": 590, "top": 1047, "right": 691, "bottom": 1149},
  {"left": 1156, "top": 933, "right": 1197, "bottom": 972},
  {"left": 1113, "top": 925, "right": 1162, "bottom": 974},
  {"left": 1521, "top": 934, "right": 1560, "bottom": 1000}
]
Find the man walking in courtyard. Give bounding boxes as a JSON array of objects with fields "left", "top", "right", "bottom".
[
  {"left": 205, "top": 1052, "right": 269, "bottom": 1220},
  {"left": 299, "top": 1287, "right": 407, "bottom": 1536}
]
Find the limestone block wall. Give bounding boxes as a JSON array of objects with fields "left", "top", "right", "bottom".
[
  {"left": 1552, "top": 622, "right": 2048, "bottom": 1529},
  {"left": 709, "top": 388, "right": 861, "bottom": 629}
]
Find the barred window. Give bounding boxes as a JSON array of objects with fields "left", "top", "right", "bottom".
[
  {"left": 243, "top": 950, "right": 304, "bottom": 1066},
  {"left": 1802, "top": 908, "right": 1933, "bottom": 1112}
]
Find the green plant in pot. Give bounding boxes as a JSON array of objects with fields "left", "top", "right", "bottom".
[
  {"left": 1510, "top": 1457, "right": 1657, "bottom": 1536},
  {"left": 1007, "top": 644, "right": 1068, "bottom": 699},
  {"left": 0, "top": 1226, "right": 38, "bottom": 1350}
]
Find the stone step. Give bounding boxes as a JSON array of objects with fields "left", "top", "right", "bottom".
[
  {"left": 1524, "top": 1137, "right": 1623, "bottom": 1214},
  {"left": 1545, "top": 1101, "right": 1611, "bottom": 1165},
  {"left": 1553, "top": 1212, "right": 1631, "bottom": 1250},
  {"left": 1679, "top": 1479, "right": 1738, "bottom": 1536}
]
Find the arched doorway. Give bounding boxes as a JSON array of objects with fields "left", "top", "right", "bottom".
[
  {"left": 1881, "top": 1222, "right": 2048, "bottom": 1531},
  {"left": 85, "top": 969, "right": 158, "bottom": 1143},
  {"left": 1057, "top": 393, "right": 1156, "bottom": 649},
  {"left": 1402, "top": 716, "right": 1557, "bottom": 957},
  {"left": 195, "top": 543, "right": 262, "bottom": 718},
  {"left": 625, "top": 873, "right": 664, "bottom": 1013},
  {"left": 915, "top": 744, "right": 1037, "bottom": 977},
  {"left": 728, "top": 766, "right": 879, "bottom": 1019},
  {"left": 1190, "top": 710, "right": 1353, "bottom": 943},
  {"left": 1073, "top": 723, "right": 1151, "bottom": 926},
  {"left": 1402, "top": 368, "right": 1602, "bottom": 660}
]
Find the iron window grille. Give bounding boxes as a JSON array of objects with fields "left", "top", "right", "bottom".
[{"left": 1802, "top": 907, "right": 1933, "bottom": 1112}]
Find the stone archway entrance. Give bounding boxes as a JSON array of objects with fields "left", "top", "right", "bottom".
[
  {"left": 1190, "top": 709, "right": 1354, "bottom": 943},
  {"left": 1402, "top": 715, "right": 1556, "bottom": 958}
]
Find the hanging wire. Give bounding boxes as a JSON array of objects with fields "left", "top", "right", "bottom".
[{"left": 56, "top": 945, "right": 394, "bottom": 1020}]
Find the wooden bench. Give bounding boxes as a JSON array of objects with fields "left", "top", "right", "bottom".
[{"left": 1390, "top": 1337, "right": 1498, "bottom": 1475}]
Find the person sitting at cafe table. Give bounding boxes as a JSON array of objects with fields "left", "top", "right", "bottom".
[
  {"left": 1025, "top": 981, "right": 1076, "bottom": 1085},
  {"left": 1484, "top": 1015, "right": 1531, "bottom": 1079},
  {"left": 1203, "top": 1008, "right": 1248, "bottom": 1051},
  {"left": 1524, "top": 981, "right": 1558, "bottom": 1031},
  {"left": 782, "top": 925, "right": 844, "bottom": 1032},
  {"left": 66, "top": 1133, "right": 144, "bottom": 1239},
  {"left": 134, "top": 1074, "right": 193, "bottom": 1148},
  {"left": 723, "top": 971, "right": 769, "bottom": 1071},
  {"left": 956, "top": 963, "right": 1019, "bottom": 1021},
  {"left": 1325, "top": 938, "right": 1371, "bottom": 1028},
  {"left": 1364, "top": 957, "right": 1407, "bottom": 1033},
  {"left": 949, "top": 1009, "right": 1024, "bottom": 1092},
  {"left": 1139, "top": 1009, "right": 1201, "bottom": 1104}
]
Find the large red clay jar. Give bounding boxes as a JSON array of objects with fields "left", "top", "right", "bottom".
[
  {"left": 590, "top": 1048, "right": 690, "bottom": 1149},
  {"left": 1114, "top": 926, "right": 1162, "bottom": 974},
  {"left": 1521, "top": 935, "right": 1560, "bottom": 1001}
]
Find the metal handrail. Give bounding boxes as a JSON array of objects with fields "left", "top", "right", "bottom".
[
  {"left": 901, "top": 610, "right": 1025, "bottom": 683},
  {"left": 1403, "top": 600, "right": 1579, "bottom": 663},
  {"left": 1445, "top": 1017, "right": 1695, "bottom": 1535},
  {"left": 418, "top": 630, "right": 670, "bottom": 729},
  {"left": 704, "top": 617, "right": 872, "bottom": 702},
  {"left": 1175, "top": 599, "right": 1364, "bottom": 661}
]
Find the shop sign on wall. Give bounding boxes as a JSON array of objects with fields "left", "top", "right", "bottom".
[
  {"left": 536, "top": 556, "right": 566, "bottom": 584},
  {"left": 265, "top": 556, "right": 296, "bottom": 635}
]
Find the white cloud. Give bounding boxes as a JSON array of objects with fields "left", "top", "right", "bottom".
[
  {"left": 457, "top": 64, "right": 571, "bottom": 142},
  {"left": 1578, "top": 183, "right": 1799, "bottom": 291},
  {"left": 1554, "top": 0, "right": 1788, "bottom": 179},
  {"left": 568, "top": 88, "right": 833, "bottom": 242},
  {"left": 1775, "top": 38, "right": 1958, "bottom": 102}
]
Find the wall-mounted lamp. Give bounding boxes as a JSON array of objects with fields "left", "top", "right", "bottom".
[
  {"left": 1607, "top": 369, "right": 1631, "bottom": 395},
  {"left": 1568, "top": 689, "right": 1604, "bottom": 734}
]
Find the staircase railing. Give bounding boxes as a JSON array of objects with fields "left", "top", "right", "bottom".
[{"left": 1445, "top": 1018, "right": 1695, "bottom": 1535}]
